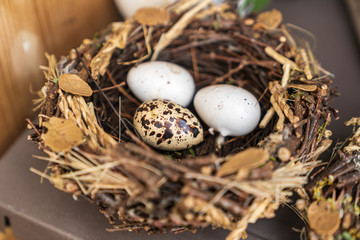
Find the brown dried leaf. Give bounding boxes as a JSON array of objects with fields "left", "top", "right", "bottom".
[
  {"left": 307, "top": 200, "right": 340, "bottom": 236},
  {"left": 134, "top": 7, "right": 170, "bottom": 26},
  {"left": 41, "top": 117, "right": 84, "bottom": 152},
  {"left": 0, "top": 225, "right": 18, "bottom": 240},
  {"left": 254, "top": 9, "right": 282, "bottom": 30},
  {"left": 216, "top": 147, "right": 269, "bottom": 177},
  {"left": 58, "top": 73, "right": 92, "bottom": 96}
]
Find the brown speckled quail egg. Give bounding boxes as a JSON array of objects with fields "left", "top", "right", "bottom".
[
  {"left": 133, "top": 99, "right": 203, "bottom": 151},
  {"left": 127, "top": 61, "right": 195, "bottom": 107}
]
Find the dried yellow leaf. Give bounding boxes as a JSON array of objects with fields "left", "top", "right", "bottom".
[
  {"left": 58, "top": 73, "right": 92, "bottom": 96},
  {"left": 307, "top": 200, "right": 340, "bottom": 236},
  {"left": 254, "top": 9, "right": 282, "bottom": 30},
  {"left": 41, "top": 117, "right": 84, "bottom": 152},
  {"left": 134, "top": 7, "right": 170, "bottom": 26},
  {"left": 216, "top": 147, "right": 269, "bottom": 177},
  {"left": 0, "top": 225, "right": 18, "bottom": 240}
]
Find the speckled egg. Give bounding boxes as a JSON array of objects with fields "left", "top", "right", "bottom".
[{"left": 133, "top": 99, "right": 203, "bottom": 151}]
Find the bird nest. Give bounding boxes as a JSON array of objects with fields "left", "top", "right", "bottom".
[
  {"left": 295, "top": 118, "right": 360, "bottom": 239},
  {"left": 28, "top": 1, "right": 337, "bottom": 239}
]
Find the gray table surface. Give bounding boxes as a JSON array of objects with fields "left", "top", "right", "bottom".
[{"left": 1, "top": 0, "right": 359, "bottom": 239}]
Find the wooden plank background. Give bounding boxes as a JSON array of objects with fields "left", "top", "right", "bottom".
[{"left": 0, "top": 0, "right": 121, "bottom": 156}]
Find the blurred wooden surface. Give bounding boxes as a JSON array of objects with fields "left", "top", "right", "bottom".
[{"left": 0, "top": 0, "right": 120, "bottom": 156}]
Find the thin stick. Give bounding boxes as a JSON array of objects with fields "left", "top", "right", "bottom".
[
  {"left": 170, "top": 37, "right": 231, "bottom": 53},
  {"left": 92, "top": 82, "right": 126, "bottom": 93},
  {"left": 270, "top": 81, "right": 299, "bottom": 124},
  {"left": 259, "top": 107, "right": 275, "bottom": 129},
  {"left": 119, "top": 96, "right": 121, "bottom": 142},
  {"left": 265, "top": 47, "right": 297, "bottom": 69},
  {"left": 30, "top": 167, "right": 51, "bottom": 180},
  {"left": 191, "top": 47, "right": 200, "bottom": 83},
  {"left": 257, "top": 86, "right": 269, "bottom": 103},
  {"left": 287, "top": 84, "right": 317, "bottom": 92},
  {"left": 117, "top": 25, "right": 153, "bottom": 65},
  {"left": 26, "top": 118, "right": 41, "bottom": 136},
  {"left": 233, "top": 32, "right": 269, "bottom": 48},
  {"left": 213, "top": 61, "right": 248, "bottom": 84},
  {"left": 152, "top": 0, "right": 212, "bottom": 60},
  {"left": 270, "top": 95, "right": 285, "bottom": 131},
  {"left": 106, "top": 70, "right": 141, "bottom": 106},
  {"left": 300, "top": 48, "right": 313, "bottom": 80},
  {"left": 281, "top": 63, "right": 291, "bottom": 87},
  {"left": 74, "top": 48, "right": 120, "bottom": 120}
]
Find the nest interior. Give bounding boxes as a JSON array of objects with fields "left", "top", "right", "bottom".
[{"left": 28, "top": 1, "right": 338, "bottom": 239}]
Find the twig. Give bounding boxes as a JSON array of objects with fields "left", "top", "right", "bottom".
[
  {"left": 26, "top": 118, "right": 41, "bottom": 136},
  {"left": 191, "top": 47, "right": 200, "bottom": 83},
  {"left": 74, "top": 48, "right": 120, "bottom": 120},
  {"left": 270, "top": 95, "right": 285, "bottom": 131},
  {"left": 106, "top": 70, "right": 141, "bottom": 106},
  {"left": 259, "top": 107, "right": 275, "bottom": 129},
  {"left": 300, "top": 48, "right": 313, "bottom": 80},
  {"left": 265, "top": 46, "right": 297, "bottom": 69},
  {"left": 152, "top": 0, "right": 212, "bottom": 60},
  {"left": 92, "top": 82, "right": 126, "bottom": 93}
]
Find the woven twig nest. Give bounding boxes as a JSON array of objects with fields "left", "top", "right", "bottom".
[
  {"left": 28, "top": 1, "right": 337, "bottom": 239},
  {"left": 294, "top": 117, "right": 360, "bottom": 239}
]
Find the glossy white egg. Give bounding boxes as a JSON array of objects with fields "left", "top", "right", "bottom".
[
  {"left": 113, "top": 0, "right": 176, "bottom": 18},
  {"left": 127, "top": 61, "right": 195, "bottom": 107},
  {"left": 133, "top": 99, "right": 203, "bottom": 151},
  {"left": 113, "top": 0, "right": 224, "bottom": 19},
  {"left": 194, "top": 84, "right": 261, "bottom": 137}
]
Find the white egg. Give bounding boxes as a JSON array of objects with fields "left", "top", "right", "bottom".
[
  {"left": 127, "top": 61, "right": 195, "bottom": 107},
  {"left": 113, "top": 0, "right": 176, "bottom": 18},
  {"left": 113, "top": 0, "right": 223, "bottom": 19},
  {"left": 194, "top": 84, "right": 261, "bottom": 137}
]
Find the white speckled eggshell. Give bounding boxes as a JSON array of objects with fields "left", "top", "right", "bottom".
[
  {"left": 127, "top": 61, "right": 195, "bottom": 107},
  {"left": 133, "top": 99, "right": 203, "bottom": 151},
  {"left": 194, "top": 84, "right": 261, "bottom": 137}
]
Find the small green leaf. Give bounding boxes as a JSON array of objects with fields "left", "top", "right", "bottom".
[
  {"left": 238, "top": 0, "right": 272, "bottom": 17},
  {"left": 354, "top": 204, "right": 360, "bottom": 216},
  {"left": 188, "top": 148, "right": 195, "bottom": 156},
  {"left": 270, "top": 156, "right": 276, "bottom": 161},
  {"left": 251, "top": 0, "right": 272, "bottom": 12},
  {"left": 53, "top": 77, "right": 59, "bottom": 83},
  {"left": 93, "top": 32, "right": 99, "bottom": 39},
  {"left": 103, "top": 28, "right": 112, "bottom": 34},
  {"left": 341, "top": 231, "right": 355, "bottom": 240},
  {"left": 213, "top": 21, "right": 220, "bottom": 31},
  {"left": 174, "top": 151, "right": 182, "bottom": 156}
]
